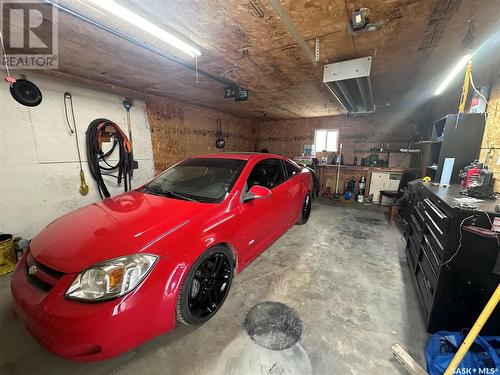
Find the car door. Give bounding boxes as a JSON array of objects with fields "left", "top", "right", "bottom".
[
  {"left": 238, "top": 158, "right": 286, "bottom": 262},
  {"left": 282, "top": 160, "right": 303, "bottom": 224},
  {"left": 268, "top": 160, "right": 292, "bottom": 230}
]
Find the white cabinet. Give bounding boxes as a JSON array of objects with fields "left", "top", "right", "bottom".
[{"left": 369, "top": 172, "right": 402, "bottom": 205}]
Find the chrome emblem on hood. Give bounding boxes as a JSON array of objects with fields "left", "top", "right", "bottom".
[{"left": 28, "top": 265, "right": 38, "bottom": 275}]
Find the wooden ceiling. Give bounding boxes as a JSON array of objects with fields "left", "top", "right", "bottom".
[{"left": 8, "top": 0, "right": 500, "bottom": 119}]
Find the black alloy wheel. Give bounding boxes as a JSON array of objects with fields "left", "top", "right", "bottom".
[
  {"left": 176, "top": 246, "right": 234, "bottom": 325},
  {"left": 296, "top": 193, "right": 312, "bottom": 225}
]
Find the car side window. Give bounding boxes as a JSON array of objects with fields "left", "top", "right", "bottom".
[
  {"left": 247, "top": 159, "right": 285, "bottom": 189},
  {"left": 284, "top": 160, "right": 301, "bottom": 179}
]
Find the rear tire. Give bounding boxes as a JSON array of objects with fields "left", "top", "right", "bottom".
[
  {"left": 296, "top": 192, "right": 312, "bottom": 225},
  {"left": 176, "top": 245, "right": 234, "bottom": 326}
]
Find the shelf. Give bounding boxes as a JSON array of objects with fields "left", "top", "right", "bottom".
[
  {"left": 415, "top": 140, "right": 443, "bottom": 145},
  {"left": 354, "top": 150, "right": 405, "bottom": 154},
  {"left": 352, "top": 140, "right": 410, "bottom": 143}
]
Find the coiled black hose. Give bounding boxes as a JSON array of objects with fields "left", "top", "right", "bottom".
[{"left": 86, "top": 118, "right": 133, "bottom": 199}]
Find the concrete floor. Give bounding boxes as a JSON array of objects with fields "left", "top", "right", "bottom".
[{"left": 0, "top": 200, "right": 428, "bottom": 374}]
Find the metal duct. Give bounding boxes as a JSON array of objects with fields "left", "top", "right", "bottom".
[{"left": 323, "top": 56, "right": 375, "bottom": 114}]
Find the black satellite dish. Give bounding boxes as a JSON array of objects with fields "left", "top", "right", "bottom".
[{"left": 10, "top": 79, "right": 43, "bottom": 107}]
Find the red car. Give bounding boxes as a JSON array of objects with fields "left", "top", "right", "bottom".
[{"left": 11, "top": 153, "right": 313, "bottom": 361}]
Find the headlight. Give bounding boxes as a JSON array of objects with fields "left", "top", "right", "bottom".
[{"left": 66, "top": 254, "right": 157, "bottom": 302}]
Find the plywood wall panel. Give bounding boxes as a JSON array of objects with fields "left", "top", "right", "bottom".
[
  {"left": 148, "top": 96, "right": 258, "bottom": 173},
  {"left": 256, "top": 111, "right": 415, "bottom": 164},
  {"left": 479, "top": 75, "right": 500, "bottom": 192}
]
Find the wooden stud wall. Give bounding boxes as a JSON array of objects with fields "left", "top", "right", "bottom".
[
  {"left": 479, "top": 74, "right": 500, "bottom": 192},
  {"left": 148, "top": 96, "right": 418, "bottom": 175},
  {"left": 147, "top": 96, "right": 258, "bottom": 173},
  {"left": 256, "top": 111, "right": 416, "bottom": 164}
]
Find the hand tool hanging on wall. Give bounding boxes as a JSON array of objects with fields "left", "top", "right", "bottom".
[
  {"left": 122, "top": 100, "right": 138, "bottom": 180},
  {"left": 1, "top": 32, "right": 43, "bottom": 107},
  {"left": 215, "top": 119, "right": 226, "bottom": 149},
  {"left": 63, "top": 92, "right": 89, "bottom": 196},
  {"left": 86, "top": 118, "right": 133, "bottom": 199}
]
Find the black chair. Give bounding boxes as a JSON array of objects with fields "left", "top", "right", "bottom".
[{"left": 379, "top": 171, "right": 417, "bottom": 222}]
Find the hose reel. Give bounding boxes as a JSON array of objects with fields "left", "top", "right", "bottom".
[{"left": 86, "top": 119, "right": 135, "bottom": 199}]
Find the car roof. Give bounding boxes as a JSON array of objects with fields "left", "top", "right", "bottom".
[{"left": 192, "top": 152, "right": 286, "bottom": 161}]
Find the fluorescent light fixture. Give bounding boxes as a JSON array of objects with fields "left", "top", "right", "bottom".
[
  {"left": 77, "top": 0, "right": 105, "bottom": 15},
  {"left": 434, "top": 54, "right": 472, "bottom": 96},
  {"left": 87, "top": 0, "right": 201, "bottom": 57}
]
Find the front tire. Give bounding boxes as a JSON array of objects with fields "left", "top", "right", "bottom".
[
  {"left": 296, "top": 192, "right": 312, "bottom": 225},
  {"left": 176, "top": 245, "right": 234, "bottom": 326}
]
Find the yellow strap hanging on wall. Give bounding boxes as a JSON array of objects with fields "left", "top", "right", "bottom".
[{"left": 458, "top": 59, "right": 473, "bottom": 114}]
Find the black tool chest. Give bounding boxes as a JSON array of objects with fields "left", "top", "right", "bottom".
[{"left": 405, "top": 181, "right": 500, "bottom": 334}]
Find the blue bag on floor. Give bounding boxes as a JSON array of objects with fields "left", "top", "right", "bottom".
[{"left": 425, "top": 331, "right": 500, "bottom": 375}]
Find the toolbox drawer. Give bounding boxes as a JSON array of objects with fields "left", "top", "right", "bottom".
[
  {"left": 416, "top": 265, "right": 432, "bottom": 314},
  {"left": 422, "top": 233, "right": 442, "bottom": 268},
  {"left": 410, "top": 214, "right": 424, "bottom": 245},
  {"left": 423, "top": 198, "right": 450, "bottom": 233},
  {"left": 406, "top": 241, "right": 417, "bottom": 272},
  {"left": 425, "top": 223, "right": 445, "bottom": 260},
  {"left": 420, "top": 241, "right": 438, "bottom": 291},
  {"left": 407, "top": 236, "right": 419, "bottom": 271},
  {"left": 414, "top": 204, "right": 426, "bottom": 227},
  {"left": 422, "top": 233, "right": 443, "bottom": 264},
  {"left": 423, "top": 209, "right": 445, "bottom": 236}
]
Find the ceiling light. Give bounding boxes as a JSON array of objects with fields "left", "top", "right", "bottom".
[
  {"left": 77, "top": 0, "right": 105, "bottom": 15},
  {"left": 323, "top": 56, "right": 375, "bottom": 114},
  {"left": 434, "top": 54, "right": 472, "bottom": 96},
  {"left": 87, "top": 0, "right": 201, "bottom": 57}
]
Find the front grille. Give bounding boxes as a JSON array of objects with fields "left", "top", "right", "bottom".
[
  {"left": 25, "top": 252, "right": 64, "bottom": 293},
  {"left": 31, "top": 257, "right": 64, "bottom": 279},
  {"left": 26, "top": 270, "right": 53, "bottom": 292}
]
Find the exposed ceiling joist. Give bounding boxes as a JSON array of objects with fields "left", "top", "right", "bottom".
[{"left": 268, "top": 0, "right": 317, "bottom": 66}]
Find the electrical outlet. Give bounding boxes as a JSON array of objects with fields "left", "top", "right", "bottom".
[{"left": 497, "top": 154, "right": 500, "bottom": 166}]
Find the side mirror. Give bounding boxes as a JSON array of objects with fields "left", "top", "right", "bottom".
[{"left": 243, "top": 185, "right": 272, "bottom": 202}]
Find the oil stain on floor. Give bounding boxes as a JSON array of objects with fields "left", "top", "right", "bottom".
[
  {"left": 215, "top": 302, "right": 311, "bottom": 375},
  {"left": 244, "top": 301, "right": 303, "bottom": 350}
]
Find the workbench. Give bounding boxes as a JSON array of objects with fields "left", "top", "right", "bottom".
[
  {"left": 317, "top": 164, "right": 418, "bottom": 201},
  {"left": 405, "top": 181, "right": 500, "bottom": 334}
]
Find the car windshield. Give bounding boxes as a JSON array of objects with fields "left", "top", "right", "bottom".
[{"left": 142, "top": 158, "right": 246, "bottom": 203}]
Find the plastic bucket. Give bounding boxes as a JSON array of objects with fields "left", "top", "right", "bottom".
[{"left": 0, "top": 234, "right": 16, "bottom": 276}]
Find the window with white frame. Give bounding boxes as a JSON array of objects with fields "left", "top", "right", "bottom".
[{"left": 314, "top": 129, "right": 339, "bottom": 152}]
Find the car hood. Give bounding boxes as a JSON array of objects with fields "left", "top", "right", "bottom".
[{"left": 30, "top": 191, "right": 213, "bottom": 273}]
